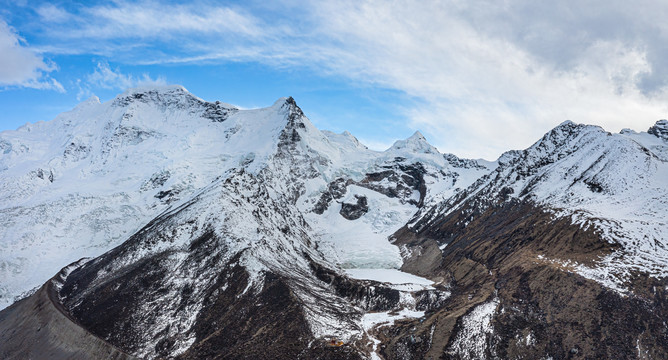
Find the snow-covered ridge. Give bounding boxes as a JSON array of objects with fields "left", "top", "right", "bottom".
[
  {"left": 44, "top": 95, "right": 457, "bottom": 357},
  {"left": 0, "top": 86, "right": 489, "bottom": 310},
  {"left": 0, "top": 89, "right": 302, "bottom": 309},
  {"left": 410, "top": 120, "right": 668, "bottom": 291}
]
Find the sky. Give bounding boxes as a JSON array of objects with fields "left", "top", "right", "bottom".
[{"left": 1, "top": 1, "right": 667, "bottom": 160}]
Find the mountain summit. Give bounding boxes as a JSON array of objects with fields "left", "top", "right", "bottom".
[{"left": 390, "top": 130, "right": 439, "bottom": 154}]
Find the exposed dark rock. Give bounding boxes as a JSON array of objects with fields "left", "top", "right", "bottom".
[
  {"left": 340, "top": 195, "right": 368, "bottom": 220},
  {"left": 443, "top": 153, "right": 489, "bottom": 170},
  {"left": 35, "top": 168, "right": 54, "bottom": 183},
  {"left": 63, "top": 142, "right": 90, "bottom": 161},
  {"left": 313, "top": 158, "right": 431, "bottom": 217},
  {"left": 140, "top": 170, "right": 171, "bottom": 191},
  {"left": 359, "top": 161, "right": 427, "bottom": 206},
  {"left": 313, "top": 178, "right": 353, "bottom": 214},
  {"left": 389, "top": 200, "right": 668, "bottom": 359},
  {"left": 584, "top": 178, "right": 604, "bottom": 193},
  {"left": 309, "top": 261, "right": 401, "bottom": 312},
  {"left": 178, "top": 266, "right": 363, "bottom": 360},
  {"left": 648, "top": 119, "right": 668, "bottom": 141},
  {"left": 112, "top": 88, "right": 237, "bottom": 123},
  {"left": 202, "top": 101, "right": 234, "bottom": 123}
]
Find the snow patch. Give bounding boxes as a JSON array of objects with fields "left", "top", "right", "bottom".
[
  {"left": 345, "top": 268, "right": 434, "bottom": 291},
  {"left": 362, "top": 308, "right": 426, "bottom": 360},
  {"left": 446, "top": 297, "right": 499, "bottom": 360}
]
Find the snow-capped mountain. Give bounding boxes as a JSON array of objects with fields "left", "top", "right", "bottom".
[
  {"left": 392, "top": 120, "right": 668, "bottom": 359},
  {"left": 0, "top": 85, "right": 488, "bottom": 307},
  {"left": 0, "top": 86, "right": 666, "bottom": 359},
  {"left": 409, "top": 120, "right": 668, "bottom": 292}
]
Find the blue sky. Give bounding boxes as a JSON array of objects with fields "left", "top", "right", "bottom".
[{"left": 1, "top": 1, "right": 667, "bottom": 159}]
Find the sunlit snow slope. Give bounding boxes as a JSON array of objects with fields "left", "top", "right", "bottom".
[{"left": 0, "top": 85, "right": 491, "bottom": 310}]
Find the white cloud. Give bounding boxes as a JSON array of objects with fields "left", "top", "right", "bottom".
[
  {"left": 87, "top": 61, "right": 166, "bottom": 89},
  {"left": 287, "top": 1, "right": 668, "bottom": 159},
  {"left": 44, "top": 1, "right": 265, "bottom": 41},
  {"left": 77, "top": 61, "right": 166, "bottom": 100},
  {"left": 0, "top": 19, "right": 63, "bottom": 91},
  {"left": 35, "top": 4, "right": 70, "bottom": 23}
]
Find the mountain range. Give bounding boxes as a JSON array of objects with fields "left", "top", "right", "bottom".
[{"left": 0, "top": 86, "right": 666, "bottom": 359}]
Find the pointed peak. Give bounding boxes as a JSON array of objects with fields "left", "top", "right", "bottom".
[
  {"left": 272, "top": 97, "right": 290, "bottom": 107},
  {"left": 272, "top": 96, "right": 298, "bottom": 107},
  {"left": 408, "top": 130, "right": 426, "bottom": 141},
  {"left": 273, "top": 96, "right": 305, "bottom": 119},
  {"left": 341, "top": 131, "right": 366, "bottom": 149},
  {"left": 550, "top": 119, "right": 605, "bottom": 135},
  {"left": 399, "top": 130, "right": 429, "bottom": 145},
  {"left": 86, "top": 95, "right": 101, "bottom": 104},
  {"left": 74, "top": 95, "right": 101, "bottom": 110},
  {"left": 388, "top": 130, "right": 439, "bottom": 154},
  {"left": 545, "top": 120, "right": 608, "bottom": 139},
  {"left": 271, "top": 96, "right": 304, "bottom": 115}
]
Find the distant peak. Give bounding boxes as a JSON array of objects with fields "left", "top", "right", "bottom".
[
  {"left": 112, "top": 84, "right": 202, "bottom": 108},
  {"left": 408, "top": 130, "right": 426, "bottom": 141},
  {"left": 77, "top": 95, "right": 101, "bottom": 107},
  {"left": 389, "top": 130, "right": 439, "bottom": 154},
  {"left": 272, "top": 97, "right": 291, "bottom": 107},
  {"left": 650, "top": 119, "right": 667, "bottom": 129},
  {"left": 272, "top": 96, "right": 305, "bottom": 119},
  {"left": 272, "top": 96, "right": 299, "bottom": 108},
  {"left": 648, "top": 119, "right": 668, "bottom": 141},
  {"left": 341, "top": 131, "right": 366, "bottom": 148},
  {"left": 86, "top": 95, "right": 101, "bottom": 104},
  {"left": 69, "top": 95, "right": 101, "bottom": 114}
]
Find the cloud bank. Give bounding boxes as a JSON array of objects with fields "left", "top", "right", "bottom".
[{"left": 0, "top": 19, "right": 63, "bottom": 91}]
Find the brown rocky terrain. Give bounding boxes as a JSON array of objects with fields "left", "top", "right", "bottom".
[
  {"left": 384, "top": 200, "right": 668, "bottom": 359},
  {"left": 0, "top": 265, "right": 134, "bottom": 360}
]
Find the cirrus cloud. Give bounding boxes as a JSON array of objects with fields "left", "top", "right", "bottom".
[
  {"left": 0, "top": 19, "right": 63, "bottom": 92},
  {"left": 76, "top": 61, "right": 166, "bottom": 100}
]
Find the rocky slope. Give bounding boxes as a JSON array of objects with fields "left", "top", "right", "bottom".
[
  {"left": 0, "top": 87, "right": 666, "bottom": 359},
  {"left": 390, "top": 120, "right": 668, "bottom": 359}
]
